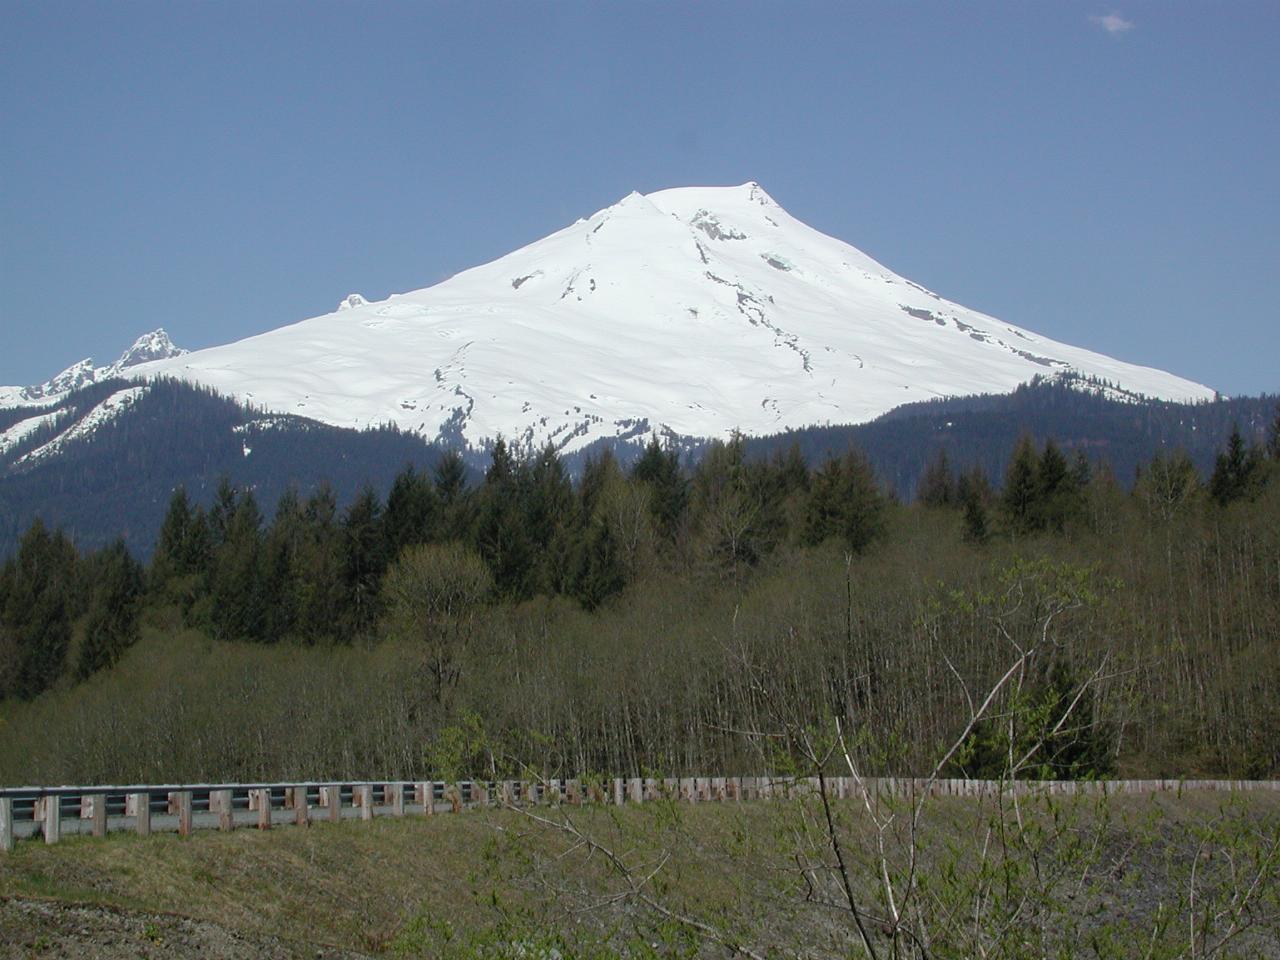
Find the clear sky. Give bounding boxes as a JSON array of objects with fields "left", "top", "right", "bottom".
[{"left": 2, "top": 1, "right": 1277, "bottom": 395}]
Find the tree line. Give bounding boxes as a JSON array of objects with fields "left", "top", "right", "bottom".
[{"left": 1, "top": 411, "right": 1278, "bottom": 783}]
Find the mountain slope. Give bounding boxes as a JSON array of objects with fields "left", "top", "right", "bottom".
[
  {"left": 116, "top": 183, "right": 1212, "bottom": 454},
  {"left": 0, "top": 380, "right": 457, "bottom": 558},
  {"left": 0, "top": 330, "right": 186, "bottom": 407}
]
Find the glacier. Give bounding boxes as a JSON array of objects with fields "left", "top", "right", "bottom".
[{"left": 5, "top": 184, "right": 1215, "bottom": 455}]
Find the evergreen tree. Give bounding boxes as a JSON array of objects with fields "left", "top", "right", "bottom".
[
  {"left": 472, "top": 438, "right": 535, "bottom": 599},
  {"left": 342, "top": 487, "right": 388, "bottom": 636},
  {"left": 917, "top": 448, "right": 956, "bottom": 507},
  {"left": 384, "top": 465, "right": 441, "bottom": 561},
  {"left": 76, "top": 539, "right": 144, "bottom": 679},
  {"left": 958, "top": 463, "right": 994, "bottom": 545},
  {"left": 257, "top": 488, "right": 303, "bottom": 643},
  {"left": 631, "top": 435, "right": 688, "bottom": 541},
  {"left": 433, "top": 450, "right": 468, "bottom": 503},
  {"left": 525, "top": 444, "right": 577, "bottom": 595},
  {"left": 293, "top": 485, "right": 345, "bottom": 644},
  {"left": 0, "top": 520, "right": 78, "bottom": 699},
  {"left": 151, "top": 487, "right": 194, "bottom": 589},
  {"left": 691, "top": 435, "right": 780, "bottom": 574},
  {"left": 1070, "top": 451, "right": 1093, "bottom": 490},
  {"left": 1000, "top": 435, "right": 1040, "bottom": 535},
  {"left": 150, "top": 487, "right": 212, "bottom": 608},
  {"left": 1034, "top": 439, "right": 1078, "bottom": 532},
  {"left": 1209, "top": 424, "right": 1263, "bottom": 505},
  {"left": 572, "top": 520, "right": 627, "bottom": 611},
  {"left": 206, "top": 476, "right": 238, "bottom": 550},
  {"left": 803, "top": 450, "right": 886, "bottom": 554},
  {"left": 208, "top": 490, "right": 265, "bottom": 641},
  {"left": 1268, "top": 405, "right": 1280, "bottom": 460},
  {"left": 770, "top": 442, "right": 810, "bottom": 496},
  {"left": 578, "top": 449, "right": 620, "bottom": 522}
]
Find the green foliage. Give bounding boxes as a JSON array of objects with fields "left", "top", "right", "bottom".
[
  {"left": 0, "top": 519, "right": 78, "bottom": 699},
  {"left": 383, "top": 542, "right": 492, "bottom": 703},
  {"left": 916, "top": 447, "right": 956, "bottom": 507},
  {"left": 76, "top": 539, "right": 144, "bottom": 679},
  {"left": 1000, "top": 433, "right": 1040, "bottom": 535},
  {"left": 1210, "top": 423, "right": 1265, "bottom": 505},
  {"left": 630, "top": 435, "right": 688, "bottom": 541},
  {"left": 802, "top": 449, "right": 886, "bottom": 553},
  {"left": 952, "top": 658, "right": 1116, "bottom": 780}
]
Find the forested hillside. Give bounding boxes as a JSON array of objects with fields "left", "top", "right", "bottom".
[
  {"left": 2, "top": 413, "right": 1277, "bottom": 785},
  {"left": 0, "top": 379, "right": 459, "bottom": 558},
  {"left": 2, "top": 376, "right": 1275, "bottom": 561}
]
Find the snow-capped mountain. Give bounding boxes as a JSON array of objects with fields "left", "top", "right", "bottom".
[
  {"left": 8, "top": 186, "right": 1214, "bottom": 452},
  {"left": 0, "top": 329, "right": 186, "bottom": 407}
]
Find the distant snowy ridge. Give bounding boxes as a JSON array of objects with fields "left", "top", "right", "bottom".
[
  {"left": 5, "top": 185, "right": 1215, "bottom": 454},
  {"left": 0, "top": 329, "right": 185, "bottom": 407},
  {"left": 10, "top": 387, "right": 149, "bottom": 466}
]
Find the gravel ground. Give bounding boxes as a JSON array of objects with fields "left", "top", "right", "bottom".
[{"left": 0, "top": 897, "right": 372, "bottom": 960}]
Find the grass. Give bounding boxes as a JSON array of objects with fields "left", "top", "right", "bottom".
[{"left": 1, "top": 792, "right": 1278, "bottom": 957}]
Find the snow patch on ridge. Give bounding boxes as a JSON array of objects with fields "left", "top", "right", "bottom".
[
  {"left": 15, "top": 387, "right": 149, "bottom": 465},
  {"left": 0, "top": 411, "right": 61, "bottom": 456}
]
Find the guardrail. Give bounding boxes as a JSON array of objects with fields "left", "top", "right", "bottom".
[{"left": 2, "top": 776, "right": 1277, "bottom": 852}]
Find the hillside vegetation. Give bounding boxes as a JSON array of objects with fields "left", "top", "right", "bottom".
[{"left": 2, "top": 413, "right": 1278, "bottom": 785}]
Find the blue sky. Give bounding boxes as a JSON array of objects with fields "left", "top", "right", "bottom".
[{"left": 2, "top": 1, "right": 1277, "bottom": 395}]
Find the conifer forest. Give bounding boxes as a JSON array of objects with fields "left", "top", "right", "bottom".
[{"left": 2, "top": 415, "right": 1278, "bottom": 787}]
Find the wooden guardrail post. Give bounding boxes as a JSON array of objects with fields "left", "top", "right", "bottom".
[
  {"left": 174, "top": 791, "right": 193, "bottom": 837},
  {"left": 324, "top": 785, "right": 341, "bottom": 823},
  {"left": 43, "top": 796, "right": 61, "bottom": 845},
  {"left": 91, "top": 793, "right": 108, "bottom": 837},
  {"left": 212, "top": 790, "right": 234, "bottom": 831},
  {"left": 294, "top": 786, "right": 309, "bottom": 826},
  {"left": 389, "top": 783, "right": 404, "bottom": 817},
  {"left": 0, "top": 796, "right": 13, "bottom": 853},
  {"left": 132, "top": 792, "right": 151, "bottom": 836},
  {"left": 358, "top": 784, "right": 374, "bottom": 820},
  {"left": 255, "top": 788, "right": 272, "bottom": 830}
]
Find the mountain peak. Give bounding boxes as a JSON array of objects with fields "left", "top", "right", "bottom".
[
  {"left": 114, "top": 329, "right": 187, "bottom": 370},
  {"left": 4, "top": 186, "right": 1216, "bottom": 451},
  {"left": 2, "top": 330, "right": 187, "bottom": 405}
]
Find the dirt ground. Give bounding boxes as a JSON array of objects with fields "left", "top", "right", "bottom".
[{"left": 0, "top": 897, "right": 371, "bottom": 960}]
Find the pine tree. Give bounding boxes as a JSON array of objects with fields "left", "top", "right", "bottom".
[
  {"left": 206, "top": 476, "right": 238, "bottom": 550},
  {"left": 917, "top": 448, "right": 956, "bottom": 507},
  {"left": 803, "top": 450, "right": 885, "bottom": 554},
  {"left": 1001, "top": 435, "right": 1040, "bottom": 536},
  {"left": 76, "top": 539, "right": 144, "bottom": 679},
  {"left": 525, "top": 444, "right": 576, "bottom": 595},
  {"left": 1209, "top": 424, "right": 1262, "bottom": 505},
  {"left": 578, "top": 449, "right": 620, "bottom": 521},
  {"left": 342, "top": 487, "right": 388, "bottom": 636},
  {"left": 256, "top": 488, "right": 304, "bottom": 643},
  {"left": 1034, "top": 439, "right": 1075, "bottom": 532},
  {"left": 433, "top": 450, "right": 471, "bottom": 542},
  {"left": 572, "top": 520, "right": 626, "bottom": 611},
  {"left": 151, "top": 487, "right": 194, "bottom": 589},
  {"left": 631, "top": 435, "right": 687, "bottom": 541},
  {"left": 384, "top": 465, "right": 441, "bottom": 561},
  {"left": 208, "top": 490, "right": 265, "bottom": 641},
  {"left": 690, "top": 435, "right": 778, "bottom": 574},
  {"left": 293, "top": 485, "right": 345, "bottom": 644},
  {"left": 1, "top": 520, "right": 78, "bottom": 699},
  {"left": 472, "top": 438, "right": 535, "bottom": 599}
]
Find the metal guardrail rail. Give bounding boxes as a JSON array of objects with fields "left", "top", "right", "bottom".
[{"left": 2, "top": 776, "right": 1277, "bottom": 851}]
